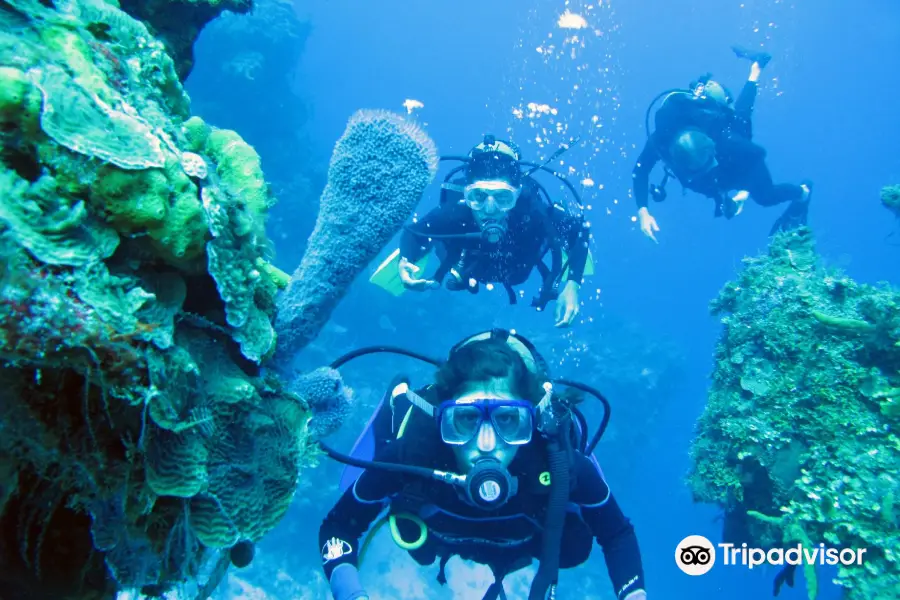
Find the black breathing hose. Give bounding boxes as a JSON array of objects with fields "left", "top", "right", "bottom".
[
  {"left": 528, "top": 434, "right": 571, "bottom": 600},
  {"left": 553, "top": 378, "right": 610, "bottom": 455},
  {"left": 318, "top": 440, "right": 441, "bottom": 482},
  {"left": 329, "top": 346, "right": 442, "bottom": 369}
]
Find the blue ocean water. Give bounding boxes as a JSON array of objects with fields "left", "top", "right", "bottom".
[{"left": 186, "top": 1, "right": 900, "bottom": 598}]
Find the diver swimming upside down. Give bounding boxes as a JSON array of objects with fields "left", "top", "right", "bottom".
[{"left": 632, "top": 46, "right": 812, "bottom": 241}]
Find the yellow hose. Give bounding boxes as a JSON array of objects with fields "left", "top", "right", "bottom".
[{"left": 358, "top": 512, "right": 428, "bottom": 566}]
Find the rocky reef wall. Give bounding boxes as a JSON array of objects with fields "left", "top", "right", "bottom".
[
  {"left": 0, "top": 0, "right": 437, "bottom": 598},
  {"left": 689, "top": 228, "right": 900, "bottom": 600}
]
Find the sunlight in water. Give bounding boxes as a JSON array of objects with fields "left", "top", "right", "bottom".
[
  {"left": 557, "top": 9, "right": 589, "bottom": 30},
  {"left": 402, "top": 98, "right": 424, "bottom": 114},
  {"left": 498, "top": 0, "right": 624, "bottom": 230}
]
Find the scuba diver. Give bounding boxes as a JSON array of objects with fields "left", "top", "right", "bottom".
[
  {"left": 317, "top": 330, "right": 646, "bottom": 600},
  {"left": 370, "top": 135, "right": 593, "bottom": 328},
  {"left": 632, "top": 45, "right": 812, "bottom": 241}
]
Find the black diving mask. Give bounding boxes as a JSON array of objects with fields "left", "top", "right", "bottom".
[{"left": 463, "top": 181, "right": 520, "bottom": 212}]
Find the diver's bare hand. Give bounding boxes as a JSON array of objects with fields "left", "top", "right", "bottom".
[
  {"left": 554, "top": 281, "right": 580, "bottom": 328},
  {"left": 637, "top": 207, "right": 659, "bottom": 243},
  {"left": 398, "top": 257, "right": 439, "bottom": 291}
]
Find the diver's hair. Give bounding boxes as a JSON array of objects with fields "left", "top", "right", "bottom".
[{"left": 434, "top": 338, "right": 544, "bottom": 403}]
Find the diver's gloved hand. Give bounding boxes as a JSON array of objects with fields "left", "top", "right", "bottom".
[
  {"left": 623, "top": 590, "right": 647, "bottom": 600},
  {"left": 329, "top": 563, "right": 368, "bottom": 600},
  {"left": 554, "top": 280, "right": 580, "bottom": 328},
  {"left": 398, "top": 257, "right": 439, "bottom": 291},
  {"left": 637, "top": 207, "right": 659, "bottom": 243}
]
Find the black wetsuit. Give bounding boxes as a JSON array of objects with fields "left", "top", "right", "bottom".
[
  {"left": 633, "top": 81, "right": 805, "bottom": 214},
  {"left": 399, "top": 181, "right": 590, "bottom": 299},
  {"left": 319, "top": 439, "right": 646, "bottom": 600}
]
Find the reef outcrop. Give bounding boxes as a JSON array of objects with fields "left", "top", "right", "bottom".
[
  {"left": 0, "top": 0, "right": 435, "bottom": 598},
  {"left": 689, "top": 228, "right": 900, "bottom": 600}
]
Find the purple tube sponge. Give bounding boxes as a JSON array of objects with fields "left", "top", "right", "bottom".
[
  {"left": 274, "top": 110, "right": 438, "bottom": 360},
  {"left": 293, "top": 367, "right": 353, "bottom": 440}
]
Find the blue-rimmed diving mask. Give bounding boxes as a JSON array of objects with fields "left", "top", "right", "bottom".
[{"left": 437, "top": 398, "right": 535, "bottom": 446}]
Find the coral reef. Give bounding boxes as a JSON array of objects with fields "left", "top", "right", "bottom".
[
  {"left": 274, "top": 110, "right": 439, "bottom": 360},
  {"left": 117, "top": 0, "right": 254, "bottom": 79},
  {"left": 688, "top": 227, "right": 900, "bottom": 600},
  {"left": 185, "top": 0, "right": 321, "bottom": 271},
  {"left": 0, "top": 0, "right": 326, "bottom": 597},
  {"left": 880, "top": 184, "right": 900, "bottom": 218}
]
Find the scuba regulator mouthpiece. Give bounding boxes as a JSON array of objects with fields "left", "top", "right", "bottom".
[
  {"left": 480, "top": 220, "right": 506, "bottom": 243},
  {"left": 463, "top": 458, "right": 518, "bottom": 510}
]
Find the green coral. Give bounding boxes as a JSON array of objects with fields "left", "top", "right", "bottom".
[
  {"left": 810, "top": 310, "right": 876, "bottom": 334},
  {"left": 182, "top": 115, "right": 211, "bottom": 152},
  {"left": 0, "top": 65, "right": 40, "bottom": 126},
  {"left": 0, "top": 0, "right": 317, "bottom": 597},
  {"left": 689, "top": 228, "right": 900, "bottom": 600},
  {"left": 90, "top": 158, "right": 208, "bottom": 262},
  {"left": 33, "top": 63, "right": 167, "bottom": 170},
  {"left": 747, "top": 510, "right": 819, "bottom": 600},
  {"left": 145, "top": 421, "right": 209, "bottom": 497},
  {"left": 0, "top": 170, "right": 120, "bottom": 266},
  {"left": 881, "top": 185, "right": 900, "bottom": 217},
  {"left": 256, "top": 257, "right": 290, "bottom": 289},
  {"left": 202, "top": 183, "right": 277, "bottom": 363},
  {"left": 204, "top": 127, "right": 272, "bottom": 215}
]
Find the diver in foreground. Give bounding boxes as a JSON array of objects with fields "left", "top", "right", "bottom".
[
  {"left": 373, "top": 135, "right": 592, "bottom": 328},
  {"left": 632, "top": 46, "right": 812, "bottom": 241},
  {"left": 318, "top": 330, "right": 646, "bottom": 600}
]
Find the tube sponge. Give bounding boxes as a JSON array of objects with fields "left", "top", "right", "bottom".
[
  {"left": 275, "top": 110, "right": 438, "bottom": 359},
  {"left": 292, "top": 367, "right": 353, "bottom": 439}
]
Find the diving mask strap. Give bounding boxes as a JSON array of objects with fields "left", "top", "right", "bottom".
[
  {"left": 535, "top": 382, "right": 553, "bottom": 414},
  {"left": 395, "top": 384, "right": 435, "bottom": 418}
]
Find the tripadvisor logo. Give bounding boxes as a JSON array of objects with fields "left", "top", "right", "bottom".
[
  {"left": 675, "top": 535, "right": 868, "bottom": 576},
  {"left": 675, "top": 535, "right": 715, "bottom": 576}
]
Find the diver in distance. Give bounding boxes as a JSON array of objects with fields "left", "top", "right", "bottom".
[
  {"left": 317, "top": 330, "right": 647, "bottom": 600},
  {"left": 632, "top": 45, "right": 812, "bottom": 241},
  {"left": 370, "top": 135, "right": 593, "bottom": 328}
]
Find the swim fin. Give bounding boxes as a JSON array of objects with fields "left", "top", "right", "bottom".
[
  {"left": 369, "top": 249, "right": 429, "bottom": 296},
  {"left": 773, "top": 563, "right": 797, "bottom": 596},
  {"left": 769, "top": 183, "right": 812, "bottom": 236},
  {"left": 731, "top": 45, "right": 772, "bottom": 69},
  {"left": 561, "top": 249, "right": 595, "bottom": 280}
]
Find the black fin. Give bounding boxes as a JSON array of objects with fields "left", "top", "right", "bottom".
[
  {"left": 732, "top": 45, "right": 772, "bottom": 68},
  {"left": 773, "top": 563, "right": 797, "bottom": 596}
]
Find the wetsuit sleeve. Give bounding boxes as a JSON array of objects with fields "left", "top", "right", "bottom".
[
  {"left": 733, "top": 80, "right": 758, "bottom": 119},
  {"left": 573, "top": 456, "right": 646, "bottom": 600},
  {"left": 399, "top": 204, "right": 468, "bottom": 263},
  {"left": 551, "top": 207, "right": 590, "bottom": 282},
  {"left": 318, "top": 450, "right": 403, "bottom": 581},
  {"left": 399, "top": 206, "right": 442, "bottom": 263},
  {"left": 631, "top": 138, "right": 660, "bottom": 210}
]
